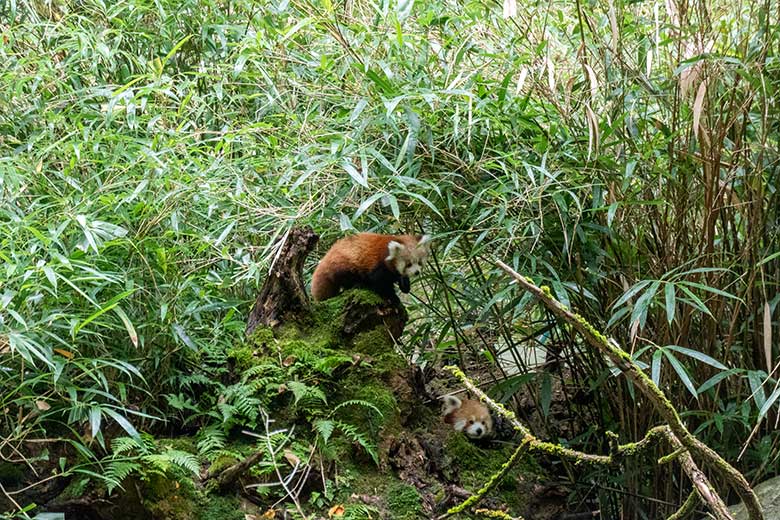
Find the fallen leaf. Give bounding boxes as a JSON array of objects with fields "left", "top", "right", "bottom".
[
  {"left": 35, "top": 400, "right": 51, "bottom": 411},
  {"left": 54, "top": 348, "right": 74, "bottom": 359},
  {"left": 328, "top": 504, "right": 345, "bottom": 517},
  {"left": 283, "top": 449, "right": 300, "bottom": 467}
]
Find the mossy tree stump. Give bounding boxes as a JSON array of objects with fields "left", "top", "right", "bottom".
[{"left": 246, "top": 226, "right": 319, "bottom": 334}]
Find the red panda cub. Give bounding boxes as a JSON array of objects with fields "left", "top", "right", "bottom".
[
  {"left": 442, "top": 395, "right": 493, "bottom": 439},
  {"left": 311, "top": 233, "right": 431, "bottom": 302}
]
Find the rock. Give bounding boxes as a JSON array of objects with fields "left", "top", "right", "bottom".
[{"left": 728, "top": 476, "right": 780, "bottom": 519}]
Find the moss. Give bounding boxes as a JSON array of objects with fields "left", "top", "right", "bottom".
[
  {"left": 208, "top": 454, "right": 240, "bottom": 475},
  {"left": 144, "top": 471, "right": 198, "bottom": 520},
  {"left": 444, "top": 433, "right": 536, "bottom": 513},
  {"left": 228, "top": 345, "right": 260, "bottom": 372},
  {"left": 337, "top": 289, "right": 385, "bottom": 308},
  {"left": 352, "top": 327, "right": 398, "bottom": 357},
  {"left": 386, "top": 482, "right": 423, "bottom": 519},
  {"left": 336, "top": 377, "right": 400, "bottom": 431},
  {"left": 196, "top": 494, "right": 245, "bottom": 520},
  {"left": 57, "top": 476, "right": 91, "bottom": 500},
  {"left": 247, "top": 326, "right": 275, "bottom": 349}
]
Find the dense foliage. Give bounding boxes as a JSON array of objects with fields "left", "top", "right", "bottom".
[{"left": 1, "top": 0, "right": 778, "bottom": 517}]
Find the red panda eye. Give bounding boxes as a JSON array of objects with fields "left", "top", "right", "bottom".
[{"left": 467, "top": 420, "right": 474, "bottom": 425}]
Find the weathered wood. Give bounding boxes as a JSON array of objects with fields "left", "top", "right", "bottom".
[{"left": 246, "top": 227, "right": 319, "bottom": 334}]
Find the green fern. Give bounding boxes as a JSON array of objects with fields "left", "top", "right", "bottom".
[
  {"left": 314, "top": 419, "right": 335, "bottom": 444},
  {"left": 142, "top": 449, "right": 200, "bottom": 475},
  {"left": 287, "top": 380, "right": 327, "bottom": 407},
  {"left": 197, "top": 424, "right": 227, "bottom": 455},
  {"left": 314, "top": 354, "right": 354, "bottom": 375},
  {"left": 333, "top": 421, "right": 379, "bottom": 465},
  {"left": 105, "top": 460, "right": 141, "bottom": 494},
  {"left": 342, "top": 504, "right": 381, "bottom": 520},
  {"left": 332, "top": 399, "right": 384, "bottom": 420}
]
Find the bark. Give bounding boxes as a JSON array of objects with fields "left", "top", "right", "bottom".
[{"left": 246, "top": 227, "right": 319, "bottom": 334}]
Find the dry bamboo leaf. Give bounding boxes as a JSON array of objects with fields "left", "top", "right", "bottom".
[
  {"left": 585, "top": 104, "right": 600, "bottom": 161},
  {"left": 515, "top": 66, "right": 528, "bottom": 94},
  {"left": 54, "top": 348, "right": 74, "bottom": 359},
  {"left": 35, "top": 400, "right": 51, "bottom": 411},
  {"left": 584, "top": 63, "right": 598, "bottom": 103},
  {"left": 607, "top": 0, "right": 619, "bottom": 53},
  {"left": 328, "top": 504, "right": 345, "bottom": 517},
  {"left": 764, "top": 301, "right": 772, "bottom": 372},
  {"left": 543, "top": 57, "right": 555, "bottom": 93},
  {"left": 283, "top": 449, "right": 301, "bottom": 467},
  {"left": 502, "top": 0, "right": 517, "bottom": 19},
  {"left": 692, "top": 80, "right": 707, "bottom": 142},
  {"left": 645, "top": 48, "right": 653, "bottom": 77}
]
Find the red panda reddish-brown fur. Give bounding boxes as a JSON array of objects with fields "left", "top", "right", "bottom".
[{"left": 310, "top": 233, "right": 430, "bottom": 302}]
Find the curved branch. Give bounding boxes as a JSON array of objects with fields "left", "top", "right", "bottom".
[{"left": 494, "top": 260, "right": 760, "bottom": 520}]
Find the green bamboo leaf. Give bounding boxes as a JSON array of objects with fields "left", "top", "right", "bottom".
[
  {"left": 651, "top": 349, "right": 663, "bottom": 385},
  {"left": 665, "top": 345, "right": 727, "bottom": 370},
  {"left": 112, "top": 306, "right": 138, "bottom": 348},
  {"left": 612, "top": 280, "right": 651, "bottom": 309},
  {"left": 677, "top": 286, "right": 712, "bottom": 316},
  {"left": 104, "top": 408, "right": 141, "bottom": 441},
  {"left": 663, "top": 350, "right": 698, "bottom": 398},
  {"left": 747, "top": 371, "right": 767, "bottom": 411},
  {"left": 74, "top": 289, "right": 137, "bottom": 337},
  {"left": 664, "top": 283, "right": 675, "bottom": 324},
  {"left": 697, "top": 370, "right": 739, "bottom": 394},
  {"left": 758, "top": 386, "right": 780, "bottom": 420},
  {"left": 678, "top": 281, "right": 742, "bottom": 301}
]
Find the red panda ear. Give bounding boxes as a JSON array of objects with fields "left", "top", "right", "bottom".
[
  {"left": 442, "top": 395, "right": 462, "bottom": 415},
  {"left": 386, "top": 241, "right": 404, "bottom": 261}
]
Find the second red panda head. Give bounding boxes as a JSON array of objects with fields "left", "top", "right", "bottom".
[{"left": 442, "top": 395, "right": 493, "bottom": 439}]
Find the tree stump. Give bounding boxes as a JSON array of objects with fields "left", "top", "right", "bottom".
[{"left": 246, "top": 226, "right": 319, "bottom": 334}]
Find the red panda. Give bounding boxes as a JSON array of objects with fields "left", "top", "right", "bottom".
[
  {"left": 442, "top": 395, "right": 493, "bottom": 439},
  {"left": 311, "top": 233, "right": 431, "bottom": 302}
]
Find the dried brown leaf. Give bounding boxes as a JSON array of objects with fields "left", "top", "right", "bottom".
[
  {"left": 584, "top": 63, "right": 598, "bottom": 103},
  {"left": 283, "top": 449, "right": 300, "bottom": 467},
  {"left": 328, "top": 504, "right": 345, "bottom": 517},
  {"left": 764, "top": 301, "right": 772, "bottom": 372},
  {"left": 693, "top": 80, "right": 707, "bottom": 143}
]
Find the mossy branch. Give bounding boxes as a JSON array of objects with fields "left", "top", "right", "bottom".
[
  {"left": 445, "top": 365, "right": 612, "bottom": 466},
  {"left": 445, "top": 367, "right": 722, "bottom": 518},
  {"left": 495, "top": 260, "right": 761, "bottom": 520},
  {"left": 442, "top": 441, "right": 527, "bottom": 518},
  {"left": 666, "top": 490, "right": 698, "bottom": 520},
  {"left": 203, "top": 449, "right": 266, "bottom": 490}
]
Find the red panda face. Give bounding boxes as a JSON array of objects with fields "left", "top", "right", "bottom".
[
  {"left": 442, "top": 395, "right": 493, "bottom": 439},
  {"left": 386, "top": 235, "right": 431, "bottom": 278}
]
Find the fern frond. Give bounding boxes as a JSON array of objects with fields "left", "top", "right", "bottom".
[
  {"left": 197, "top": 424, "right": 227, "bottom": 455},
  {"left": 333, "top": 421, "right": 379, "bottom": 465},
  {"left": 287, "top": 380, "right": 327, "bottom": 406},
  {"left": 314, "top": 354, "right": 354, "bottom": 375},
  {"left": 314, "top": 419, "right": 335, "bottom": 444},
  {"left": 332, "top": 399, "right": 384, "bottom": 420},
  {"left": 105, "top": 460, "right": 141, "bottom": 494}
]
